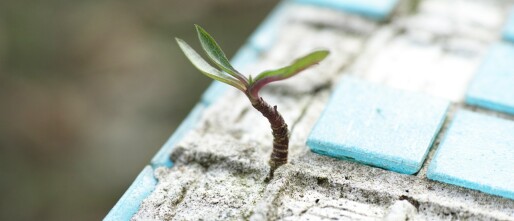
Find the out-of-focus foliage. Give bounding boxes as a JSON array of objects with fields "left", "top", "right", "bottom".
[{"left": 0, "top": 1, "right": 277, "bottom": 220}]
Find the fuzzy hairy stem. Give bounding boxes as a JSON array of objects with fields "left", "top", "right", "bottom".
[{"left": 249, "top": 96, "right": 289, "bottom": 177}]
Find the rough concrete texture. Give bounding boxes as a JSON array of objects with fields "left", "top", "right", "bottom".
[{"left": 133, "top": 0, "right": 514, "bottom": 220}]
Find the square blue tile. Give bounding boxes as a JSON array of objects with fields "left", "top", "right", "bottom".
[
  {"left": 427, "top": 110, "right": 514, "bottom": 200},
  {"left": 466, "top": 43, "right": 514, "bottom": 115},
  {"left": 104, "top": 166, "right": 157, "bottom": 221},
  {"left": 503, "top": 8, "right": 514, "bottom": 43},
  {"left": 294, "top": 0, "right": 399, "bottom": 21},
  {"left": 307, "top": 76, "right": 449, "bottom": 174}
]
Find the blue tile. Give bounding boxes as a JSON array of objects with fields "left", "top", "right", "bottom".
[
  {"left": 503, "top": 8, "right": 514, "bottom": 43},
  {"left": 151, "top": 103, "right": 205, "bottom": 168},
  {"left": 248, "top": 1, "right": 290, "bottom": 52},
  {"left": 201, "top": 45, "right": 260, "bottom": 105},
  {"left": 427, "top": 110, "right": 514, "bottom": 200},
  {"left": 307, "top": 76, "right": 449, "bottom": 174},
  {"left": 466, "top": 43, "right": 514, "bottom": 115},
  {"left": 104, "top": 166, "right": 157, "bottom": 221},
  {"left": 294, "top": 0, "right": 399, "bottom": 21}
]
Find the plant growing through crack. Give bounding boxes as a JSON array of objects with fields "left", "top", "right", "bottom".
[{"left": 176, "top": 25, "right": 329, "bottom": 177}]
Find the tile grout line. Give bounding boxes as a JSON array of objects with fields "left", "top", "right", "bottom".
[
  {"left": 416, "top": 103, "right": 458, "bottom": 178},
  {"left": 417, "top": 100, "right": 514, "bottom": 180}
]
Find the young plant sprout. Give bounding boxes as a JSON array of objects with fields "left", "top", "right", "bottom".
[{"left": 176, "top": 25, "right": 329, "bottom": 177}]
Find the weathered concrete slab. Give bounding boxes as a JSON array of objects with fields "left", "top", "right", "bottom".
[
  {"left": 128, "top": 0, "right": 514, "bottom": 220},
  {"left": 288, "top": 4, "right": 378, "bottom": 35},
  {"left": 133, "top": 142, "right": 514, "bottom": 220},
  {"left": 354, "top": 34, "right": 483, "bottom": 101},
  {"left": 399, "top": 0, "right": 507, "bottom": 41},
  {"left": 351, "top": 0, "right": 513, "bottom": 102}
]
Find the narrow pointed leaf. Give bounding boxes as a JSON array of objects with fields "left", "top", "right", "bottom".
[
  {"left": 253, "top": 50, "right": 329, "bottom": 83},
  {"left": 176, "top": 38, "right": 246, "bottom": 91},
  {"left": 195, "top": 25, "right": 248, "bottom": 84},
  {"left": 248, "top": 50, "right": 329, "bottom": 97}
]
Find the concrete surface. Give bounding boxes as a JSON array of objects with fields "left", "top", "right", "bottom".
[{"left": 130, "top": 0, "right": 514, "bottom": 220}]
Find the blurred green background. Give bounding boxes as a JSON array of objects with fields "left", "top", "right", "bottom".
[{"left": 0, "top": 1, "right": 277, "bottom": 220}]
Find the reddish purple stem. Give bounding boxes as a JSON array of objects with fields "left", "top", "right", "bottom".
[{"left": 249, "top": 96, "right": 289, "bottom": 176}]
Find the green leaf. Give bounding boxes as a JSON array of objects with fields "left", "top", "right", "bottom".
[
  {"left": 251, "top": 50, "right": 329, "bottom": 88},
  {"left": 176, "top": 38, "right": 246, "bottom": 91},
  {"left": 195, "top": 25, "right": 248, "bottom": 84}
]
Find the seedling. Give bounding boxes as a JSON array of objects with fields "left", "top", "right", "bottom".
[{"left": 176, "top": 25, "right": 329, "bottom": 177}]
